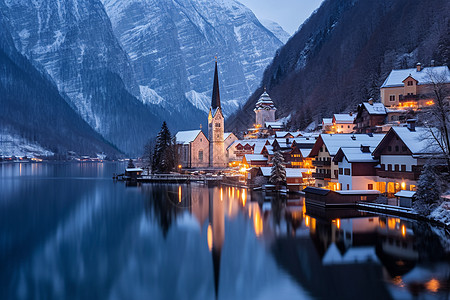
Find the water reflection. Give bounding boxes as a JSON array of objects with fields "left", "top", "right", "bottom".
[{"left": 0, "top": 163, "right": 449, "bottom": 299}]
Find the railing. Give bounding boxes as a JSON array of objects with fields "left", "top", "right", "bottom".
[
  {"left": 357, "top": 202, "right": 417, "bottom": 215},
  {"left": 312, "top": 172, "right": 331, "bottom": 180},
  {"left": 312, "top": 160, "right": 331, "bottom": 167},
  {"left": 376, "top": 170, "right": 420, "bottom": 180}
]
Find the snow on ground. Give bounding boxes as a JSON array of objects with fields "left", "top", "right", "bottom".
[
  {"left": 429, "top": 201, "right": 450, "bottom": 226},
  {"left": 0, "top": 133, "right": 53, "bottom": 157}
]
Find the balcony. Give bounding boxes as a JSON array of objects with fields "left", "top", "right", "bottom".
[
  {"left": 312, "top": 160, "right": 331, "bottom": 167},
  {"left": 312, "top": 172, "right": 331, "bottom": 180},
  {"left": 376, "top": 169, "right": 420, "bottom": 181}
]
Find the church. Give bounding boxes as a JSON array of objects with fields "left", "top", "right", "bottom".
[{"left": 175, "top": 61, "right": 237, "bottom": 169}]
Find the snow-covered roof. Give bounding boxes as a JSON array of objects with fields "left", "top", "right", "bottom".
[
  {"left": 334, "top": 114, "right": 356, "bottom": 123},
  {"left": 175, "top": 130, "right": 203, "bottom": 145},
  {"left": 392, "top": 126, "right": 441, "bottom": 155},
  {"left": 338, "top": 147, "right": 378, "bottom": 163},
  {"left": 362, "top": 102, "right": 387, "bottom": 115},
  {"left": 318, "top": 134, "right": 385, "bottom": 156},
  {"left": 322, "top": 118, "right": 333, "bottom": 126},
  {"left": 275, "top": 131, "right": 292, "bottom": 138},
  {"left": 265, "top": 121, "right": 284, "bottom": 128},
  {"left": 224, "top": 132, "right": 234, "bottom": 140},
  {"left": 126, "top": 168, "right": 143, "bottom": 172},
  {"left": 381, "top": 66, "right": 450, "bottom": 88},
  {"left": 323, "top": 244, "right": 379, "bottom": 265},
  {"left": 244, "top": 154, "right": 268, "bottom": 162},
  {"left": 300, "top": 149, "right": 311, "bottom": 157},
  {"left": 395, "top": 190, "right": 416, "bottom": 198},
  {"left": 255, "top": 90, "right": 276, "bottom": 111},
  {"left": 335, "top": 190, "right": 380, "bottom": 195},
  {"left": 259, "top": 167, "right": 303, "bottom": 178}
]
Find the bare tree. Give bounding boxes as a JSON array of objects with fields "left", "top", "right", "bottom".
[{"left": 421, "top": 69, "right": 450, "bottom": 174}]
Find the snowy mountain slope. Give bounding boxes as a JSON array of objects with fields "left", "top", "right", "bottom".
[
  {"left": 260, "top": 19, "right": 291, "bottom": 44},
  {"left": 102, "top": 0, "right": 284, "bottom": 116},
  {"left": 0, "top": 0, "right": 168, "bottom": 155}
]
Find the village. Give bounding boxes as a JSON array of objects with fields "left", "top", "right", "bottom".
[{"left": 119, "top": 61, "right": 450, "bottom": 221}]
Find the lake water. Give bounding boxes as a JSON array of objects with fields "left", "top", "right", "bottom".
[{"left": 1, "top": 162, "right": 449, "bottom": 300}]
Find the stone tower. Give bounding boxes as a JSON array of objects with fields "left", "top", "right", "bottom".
[
  {"left": 208, "top": 61, "right": 226, "bottom": 168},
  {"left": 254, "top": 88, "right": 276, "bottom": 126}
]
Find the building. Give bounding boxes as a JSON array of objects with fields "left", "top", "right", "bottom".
[
  {"left": 372, "top": 121, "right": 441, "bottom": 196},
  {"left": 322, "top": 118, "right": 333, "bottom": 133},
  {"left": 176, "top": 130, "right": 210, "bottom": 168},
  {"left": 309, "top": 134, "right": 385, "bottom": 190},
  {"left": 333, "top": 145, "right": 379, "bottom": 191},
  {"left": 208, "top": 61, "right": 226, "bottom": 168},
  {"left": 332, "top": 113, "right": 356, "bottom": 133},
  {"left": 380, "top": 64, "right": 450, "bottom": 108},
  {"left": 254, "top": 89, "right": 277, "bottom": 127},
  {"left": 354, "top": 100, "right": 387, "bottom": 133}
]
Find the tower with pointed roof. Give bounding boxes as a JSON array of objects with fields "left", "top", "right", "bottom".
[
  {"left": 208, "top": 60, "right": 226, "bottom": 168},
  {"left": 254, "top": 88, "right": 277, "bottom": 126}
]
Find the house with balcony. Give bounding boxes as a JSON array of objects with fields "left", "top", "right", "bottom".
[
  {"left": 372, "top": 121, "right": 442, "bottom": 196},
  {"left": 354, "top": 100, "right": 387, "bottom": 133},
  {"left": 380, "top": 63, "right": 450, "bottom": 108},
  {"left": 309, "top": 134, "right": 385, "bottom": 190}
]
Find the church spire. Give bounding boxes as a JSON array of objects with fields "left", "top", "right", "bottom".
[{"left": 211, "top": 59, "right": 221, "bottom": 110}]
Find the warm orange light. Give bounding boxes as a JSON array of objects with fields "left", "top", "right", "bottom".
[
  {"left": 178, "top": 186, "right": 182, "bottom": 203},
  {"left": 241, "top": 189, "right": 247, "bottom": 206},
  {"left": 401, "top": 182, "right": 406, "bottom": 190},
  {"left": 387, "top": 218, "right": 399, "bottom": 230},
  {"left": 207, "top": 224, "right": 213, "bottom": 251},
  {"left": 305, "top": 215, "right": 310, "bottom": 227},
  {"left": 336, "top": 219, "right": 341, "bottom": 229},
  {"left": 220, "top": 187, "right": 223, "bottom": 202},
  {"left": 426, "top": 100, "right": 434, "bottom": 106},
  {"left": 426, "top": 278, "right": 440, "bottom": 293},
  {"left": 178, "top": 164, "right": 182, "bottom": 169},
  {"left": 401, "top": 224, "right": 406, "bottom": 237},
  {"left": 239, "top": 167, "right": 247, "bottom": 173},
  {"left": 253, "top": 209, "right": 263, "bottom": 237}
]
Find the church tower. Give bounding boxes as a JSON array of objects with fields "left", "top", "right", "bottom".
[
  {"left": 254, "top": 88, "right": 276, "bottom": 126},
  {"left": 208, "top": 60, "right": 226, "bottom": 168}
]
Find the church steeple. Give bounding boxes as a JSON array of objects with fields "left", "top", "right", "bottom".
[{"left": 211, "top": 60, "right": 221, "bottom": 110}]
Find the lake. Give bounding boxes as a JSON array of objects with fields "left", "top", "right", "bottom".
[{"left": 1, "top": 162, "right": 449, "bottom": 299}]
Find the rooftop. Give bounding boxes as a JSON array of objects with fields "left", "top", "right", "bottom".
[
  {"left": 334, "top": 114, "right": 356, "bottom": 123},
  {"left": 361, "top": 102, "right": 387, "bottom": 115},
  {"left": 311, "top": 134, "right": 385, "bottom": 157},
  {"left": 381, "top": 65, "right": 450, "bottom": 88},
  {"left": 175, "top": 130, "right": 203, "bottom": 145}
]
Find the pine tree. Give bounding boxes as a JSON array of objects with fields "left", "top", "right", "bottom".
[
  {"left": 127, "top": 159, "right": 135, "bottom": 169},
  {"left": 152, "top": 121, "right": 177, "bottom": 174},
  {"left": 413, "top": 164, "right": 442, "bottom": 216},
  {"left": 270, "top": 151, "right": 286, "bottom": 190}
]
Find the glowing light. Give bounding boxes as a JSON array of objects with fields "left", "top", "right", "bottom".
[
  {"left": 178, "top": 186, "right": 182, "bottom": 203},
  {"left": 253, "top": 209, "right": 263, "bottom": 237},
  {"left": 305, "top": 215, "right": 310, "bottom": 227},
  {"left": 207, "top": 224, "right": 213, "bottom": 251},
  {"left": 336, "top": 219, "right": 341, "bottom": 229},
  {"left": 426, "top": 100, "right": 434, "bottom": 106},
  {"left": 401, "top": 182, "right": 406, "bottom": 190},
  {"left": 239, "top": 167, "right": 247, "bottom": 173},
  {"left": 387, "top": 218, "right": 399, "bottom": 230},
  {"left": 241, "top": 189, "right": 247, "bottom": 206},
  {"left": 220, "top": 187, "right": 223, "bottom": 202},
  {"left": 426, "top": 278, "right": 440, "bottom": 293},
  {"left": 178, "top": 164, "right": 182, "bottom": 169},
  {"left": 401, "top": 224, "right": 406, "bottom": 237}
]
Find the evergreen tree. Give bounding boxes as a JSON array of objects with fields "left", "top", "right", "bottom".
[
  {"left": 152, "top": 121, "right": 177, "bottom": 174},
  {"left": 127, "top": 159, "right": 135, "bottom": 169},
  {"left": 413, "top": 164, "right": 442, "bottom": 216},
  {"left": 270, "top": 151, "right": 286, "bottom": 190}
]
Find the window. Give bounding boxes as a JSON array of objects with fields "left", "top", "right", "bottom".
[
  {"left": 388, "top": 146, "right": 392, "bottom": 151},
  {"left": 198, "top": 150, "right": 203, "bottom": 162},
  {"left": 334, "top": 161, "right": 338, "bottom": 165},
  {"left": 399, "top": 94, "right": 403, "bottom": 100},
  {"left": 389, "top": 95, "right": 396, "bottom": 101},
  {"left": 401, "top": 165, "right": 406, "bottom": 172},
  {"left": 348, "top": 125, "right": 350, "bottom": 128},
  {"left": 368, "top": 184, "right": 373, "bottom": 190},
  {"left": 318, "top": 184, "right": 322, "bottom": 187},
  {"left": 381, "top": 164, "right": 385, "bottom": 171},
  {"left": 334, "top": 170, "right": 338, "bottom": 178},
  {"left": 215, "top": 122, "right": 221, "bottom": 127},
  {"left": 361, "top": 196, "right": 367, "bottom": 201},
  {"left": 388, "top": 164, "right": 392, "bottom": 171},
  {"left": 341, "top": 125, "right": 343, "bottom": 128},
  {"left": 320, "top": 147, "right": 323, "bottom": 152},
  {"left": 395, "top": 145, "right": 399, "bottom": 152},
  {"left": 407, "top": 80, "right": 413, "bottom": 86},
  {"left": 344, "top": 168, "right": 350, "bottom": 175},
  {"left": 347, "top": 184, "right": 350, "bottom": 190},
  {"left": 339, "top": 168, "right": 343, "bottom": 175},
  {"left": 394, "top": 164, "right": 399, "bottom": 171}
]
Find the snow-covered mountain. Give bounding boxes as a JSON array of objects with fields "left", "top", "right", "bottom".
[
  {"left": 260, "top": 19, "right": 291, "bottom": 44},
  {"left": 102, "top": 0, "right": 284, "bottom": 116}
]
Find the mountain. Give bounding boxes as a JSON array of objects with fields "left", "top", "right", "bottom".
[
  {"left": 227, "top": 0, "right": 450, "bottom": 131},
  {"left": 260, "top": 19, "right": 291, "bottom": 44},
  {"left": 102, "top": 0, "right": 284, "bottom": 116},
  {"left": 0, "top": 14, "right": 119, "bottom": 157}
]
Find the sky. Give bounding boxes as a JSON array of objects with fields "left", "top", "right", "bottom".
[{"left": 238, "top": 0, "right": 324, "bottom": 35}]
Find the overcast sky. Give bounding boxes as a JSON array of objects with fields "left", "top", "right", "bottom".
[{"left": 238, "top": 0, "right": 324, "bottom": 35}]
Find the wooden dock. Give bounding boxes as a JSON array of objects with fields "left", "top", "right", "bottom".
[{"left": 114, "top": 173, "right": 224, "bottom": 185}]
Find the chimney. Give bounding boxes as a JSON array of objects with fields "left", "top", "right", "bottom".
[
  {"left": 416, "top": 62, "right": 422, "bottom": 72},
  {"left": 431, "top": 60, "right": 435, "bottom": 67},
  {"left": 349, "top": 111, "right": 353, "bottom": 116},
  {"left": 368, "top": 98, "right": 373, "bottom": 105},
  {"left": 407, "top": 119, "right": 416, "bottom": 131},
  {"left": 360, "top": 145, "right": 370, "bottom": 153},
  {"left": 286, "top": 137, "right": 290, "bottom": 144}
]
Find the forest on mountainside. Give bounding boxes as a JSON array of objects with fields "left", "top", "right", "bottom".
[{"left": 227, "top": 0, "right": 450, "bottom": 132}]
